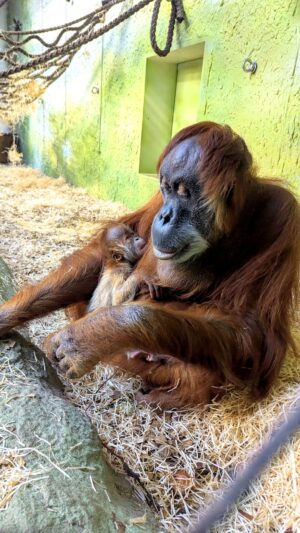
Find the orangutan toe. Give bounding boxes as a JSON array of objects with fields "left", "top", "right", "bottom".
[{"left": 43, "top": 328, "right": 87, "bottom": 379}]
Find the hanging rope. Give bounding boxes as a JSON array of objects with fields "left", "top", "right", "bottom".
[
  {"left": 0, "top": 0, "right": 185, "bottom": 124},
  {"left": 150, "top": 0, "right": 184, "bottom": 57}
]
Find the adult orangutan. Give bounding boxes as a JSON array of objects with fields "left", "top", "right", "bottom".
[{"left": 0, "top": 122, "right": 299, "bottom": 408}]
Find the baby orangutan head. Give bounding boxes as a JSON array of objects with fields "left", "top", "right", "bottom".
[{"left": 103, "top": 224, "right": 146, "bottom": 265}]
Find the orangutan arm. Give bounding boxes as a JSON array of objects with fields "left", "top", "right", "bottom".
[
  {"left": 44, "top": 302, "right": 263, "bottom": 386},
  {"left": 0, "top": 239, "right": 103, "bottom": 335}
]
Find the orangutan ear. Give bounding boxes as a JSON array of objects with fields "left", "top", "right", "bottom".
[
  {"left": 223, "top": 183, "right": 235, "bottom": 207},
  {"left": 213, "top": 180, "right": 241, "bottom": 235}
]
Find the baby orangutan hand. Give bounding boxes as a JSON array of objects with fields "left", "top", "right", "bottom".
[{"left": 137, "top": 280, "right": 165, "bottom": 300}]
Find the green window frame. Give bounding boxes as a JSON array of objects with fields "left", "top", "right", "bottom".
[{"left": 139, "top": 43, "right": 204, "bottom": 176}]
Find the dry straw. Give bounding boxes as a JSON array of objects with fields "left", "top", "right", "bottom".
[
  {"left": 0, "top": 165, "right": 299, "bottom": 532},
  {"left": 0, "top": 72, "right": 44, "bottom": 126}
]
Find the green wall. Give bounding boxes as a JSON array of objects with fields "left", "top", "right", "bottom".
[{"left": 8, "top": 0, "right": 300, "bottom": 209}]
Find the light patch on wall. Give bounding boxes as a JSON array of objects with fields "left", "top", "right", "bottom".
[
  {"left": 172, "top": 58, "right": 203, "bottom": 136},
  {"left": 139, "top": 43, "right": 204, "bottom": 176},
  {"left": 62, "top": 140, "right": 72, "bottom": 159}
]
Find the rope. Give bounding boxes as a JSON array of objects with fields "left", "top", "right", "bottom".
[
  {"left": 150, "top": 0, "right": 185, "bottom": 57},
  {"left": 0, "top": 0, "right": 153, "bottom": 77},
  {"left": 1, "top": 0, "right": 127, "bottom": 43},
  {"left": 0, "top": 0, "right": 185, "bottom": 123},
  {"left": 191, "top": 398, "right": 300, "bottom": 533},
  {"left": 0, "top": 0, "right": 185, "bottom": 77},
  {"left": 2, "top": 4, "right": 110, "bottom": 34}
]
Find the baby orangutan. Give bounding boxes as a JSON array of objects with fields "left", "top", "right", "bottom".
[
  {"left": 85, "top": 224, "right": 178, "bottom": 405},
  {"left": 88, "top": 223, "right": 147, "bottom": 311}
]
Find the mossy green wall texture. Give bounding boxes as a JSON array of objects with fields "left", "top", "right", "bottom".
[{"left": 8, "top": 0, "right": 300, "bottom": 209}]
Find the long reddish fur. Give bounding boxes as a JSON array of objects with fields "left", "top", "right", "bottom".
[{"left": 0, "top": 121, "right": 299, "bottom": 407}]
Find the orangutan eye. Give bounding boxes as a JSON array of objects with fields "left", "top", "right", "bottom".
[
  {"left": 161, "top": 175, "right": 171, "bottom": 193},
  {"left": 112, "top": 253, "right": 123, "bottom": 262},
  {"left": 175, "top": 181, "right": 189, "bottom": 197}
]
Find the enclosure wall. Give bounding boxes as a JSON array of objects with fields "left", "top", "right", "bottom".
[{"left": 7, "top": 0, "right": 300, "bottom": 209}]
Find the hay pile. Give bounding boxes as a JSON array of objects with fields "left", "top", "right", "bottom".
[
  {"left": 0, "top": 74, "right": 45, "bottom": 165},
  {"left": 0, "top": 73, "right": 44, "bottom": 126},
  {"left": 0, "top": 165, "right": 299, "bottom": 532}
]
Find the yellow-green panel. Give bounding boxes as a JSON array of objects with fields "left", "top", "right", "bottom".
[
  {"left": 172, "top": 59, "right": 202, "bottom": 136},
  {"left": 139, "top": 60, "right": 177, "bottom": 175}
]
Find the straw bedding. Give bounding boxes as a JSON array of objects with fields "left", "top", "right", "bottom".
[{"left": 0, "top": 165, "right": 299, "bottom": 532}]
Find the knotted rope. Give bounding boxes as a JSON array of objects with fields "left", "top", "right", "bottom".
[
  {"left": 150, "top": 0, "right": 185, "bottom": 57},
  {"left": 0, "top": 0, "right": 185, "bottom": 124}
]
